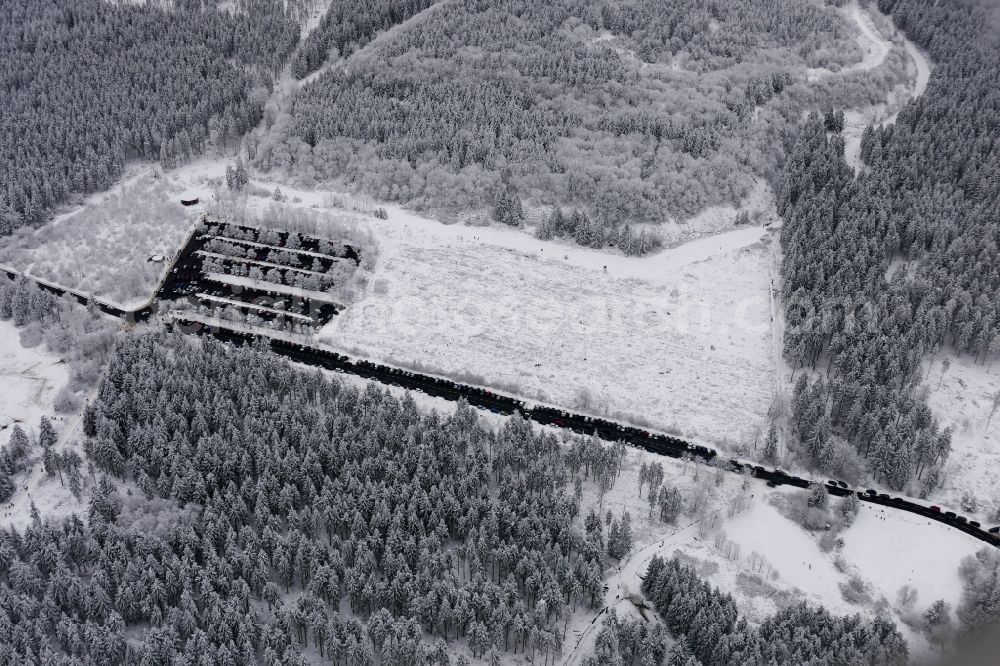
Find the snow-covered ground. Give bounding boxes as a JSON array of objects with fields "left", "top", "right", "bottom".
[
  {"left": 923, "top": 353, "right": 1000, "bottom": 523},
  {"left": 561, "top": 443, "right": 984, "bottom": 664},
  {"left": 92, "top": 158, "right": 775, "bottom": 446},
  {"left": 655, "top": 179, "right": 777, "bottom": 247},
  {"left": 316, "top": 210, "right": 777, "bottom": 446},
  {"left": 0, "top": 321, "right": 69, "bottom": 432},
  {"left": 0, "top": 167, "right": 198, "bottom": 310},
  {"left": 0, "top": 319, "right": 85, "bottom": 531}
]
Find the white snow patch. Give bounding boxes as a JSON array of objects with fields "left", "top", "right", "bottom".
[
  {"left": 724, "top": 499, "right": 847, "bottom": 608},
  {"left": 923, "top": 353, "right": 1000, "bottom": 523},
  {"left": 840, "top": 504, "right": 978, "bottom": 614},
  {"left": 0, "top": 166, "right": 198, "bottom": 310},
  {"left": 561, "top": 440, "right": 987, "bottom": 664},
  {"left": 656, "top": 179, "right": 778, "bottom": 247},
  {"left": 0, "top": 321, "right": 69, "bottom": 432},
  {"left": 317, "top": 209, "right": 777, "bottom": 446},
  {"left": 0, "top": 320, "right": 87, "bottom": 531}
]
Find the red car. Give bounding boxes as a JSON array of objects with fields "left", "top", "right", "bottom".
[{"left": 930, "top": 506, "right": 941, "bottom": 512}]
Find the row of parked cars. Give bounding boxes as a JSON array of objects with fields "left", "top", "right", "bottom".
[
  {"left": 200, "top": 327, "right": 1000, "bottom": 549},
  {"left": 750, "top": 466, "right": 1000, "bottom": 544},
  {"left": 860, "top": 488, "right": 989, "bottom": 525}
]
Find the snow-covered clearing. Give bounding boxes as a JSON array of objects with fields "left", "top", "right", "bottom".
[
  {"left": 0, "top": 166, "right": 198, "bottom": 310},
  {"left": 0, "top": 321, "right": 68, "bottom": 432},
  {"left": 561, "top": 443, "right": 984, "bottom": 664},
  {"left": 317, "top": 211, "right": 777, "bottom": 446},
  {"left": 655, "top": 178, "right": 777, "bottom": 247},
  {"left": 923, "top": 352, "right": 1000, "bottom": 523},
  {"left": 840, "top": 504, "right": 976, "bottom": 618},
  {"left": 0, "top": 319, "right": 85, "bottom": 531}
]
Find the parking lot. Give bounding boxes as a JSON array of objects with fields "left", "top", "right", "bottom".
[{"left": 157, "top": 219, "right": 357, "bottom": 335}]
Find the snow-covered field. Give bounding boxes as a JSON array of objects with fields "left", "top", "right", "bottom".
[
  {"left": 923, "top": 353, "right": 1000, "bottom": 522},
  {"left": 316, "top": 211, "right": 777, "bottom": 446},
  {"left": 0, "top": 321, "right": 68, "bottom": 432},
  {"left": 0, "top": 319, "right": 84, "bottom": 531},
  {"left": 0, "top": 167, "right": 198, "bottom": 309},
  {"left": 562, "top": 443, "right": 984, "bottom": 664}
]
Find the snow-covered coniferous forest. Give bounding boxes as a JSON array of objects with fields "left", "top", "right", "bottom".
[{"left": 2, "top": 0, "right": 1000, "bottom": 664}]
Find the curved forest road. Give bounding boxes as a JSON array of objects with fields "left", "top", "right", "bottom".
[{"left": 835, "top": 1, "right": 933, "bottom": 171}]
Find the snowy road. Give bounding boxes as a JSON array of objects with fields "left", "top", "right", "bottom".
[
  {"left": 559, "top": 513, "right": 715, "bottom": 666},
  {"left": 837, "top": 1, "right": 933, "bottom": 171}
]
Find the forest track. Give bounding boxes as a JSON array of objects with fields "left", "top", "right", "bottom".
[{"left": 836, "top": 1, "right": 933, "bottom": 172}]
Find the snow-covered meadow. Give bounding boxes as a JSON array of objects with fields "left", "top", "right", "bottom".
[
  {"left": 316, "top": 211, "right": 778, "bottom": 447},
  {"left": 563, "top": 442, "right": 985, "bottom": 663},
  {"left": 0, "top": 319, "right": 84, "bottom": 531},
  {"left": 0, "top": 320, "right": 68, "bottom": 432},
  {"left": 923, "top": 352, "right": 1000, "bottom": 523},
  {"left": 0, "top": 167, "right": 197, "bottom": 309}
]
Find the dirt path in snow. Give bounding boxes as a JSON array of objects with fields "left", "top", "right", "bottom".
[
  {"left": 806, "top": 0, "right": 892, "bottom": 82},
  {"left": 558, "top": 511, "right": 721, "bottom": 666},
  {"left": 838, "top": 3, "right": 933, "bottom": 172}
]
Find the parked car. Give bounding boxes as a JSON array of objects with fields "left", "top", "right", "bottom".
[
  {"left": 865, "top": 489, "right": 877, "bottom": 496},
  {"left": 970, "top": 521, "right": 981, "bottom": 528},
  {"left": 930, "top": 505, "right": 941, "bottom": 512},
  {"left": 956, "top": 516, "right": 968, "bottom": 524},
  {"left": 945, "top": 511, "right": 957, "bottom": 519},
  {"left": 878, "top": 493, "right": 890, "bottom": 500},
  {"left": 989, "top": 526, "right": 1000, "bottom": 534},
  {"left": 766, "top": 481, "right": 777, "bottom": 488}
]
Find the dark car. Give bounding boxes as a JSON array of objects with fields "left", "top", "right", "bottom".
[
  {"left": 945, "top": 511, "right": 956, "bottom": 519},
  {"left": 956, "top": 516, "right": 968, "bottom": 524},
  {"left": 989, "top": 526, "right": 1000, "bottom": 534},
  {"left": 838, "top": 481, "right": 848, "bottom": 488},
  {"left": 930, "top": 505, "right": 941, "bottom": 512},
  {"left": 865, "top": 489, "right": 877, "bottom": 496},
  {"left": 970, "top": 521, "right": 981, "bottom": 528},
  {"left": 878, "top": 493, "right": 890, "bottom": 500},
  {"left": 766, "top": 480, "right": 777, "bottom": 488}
]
